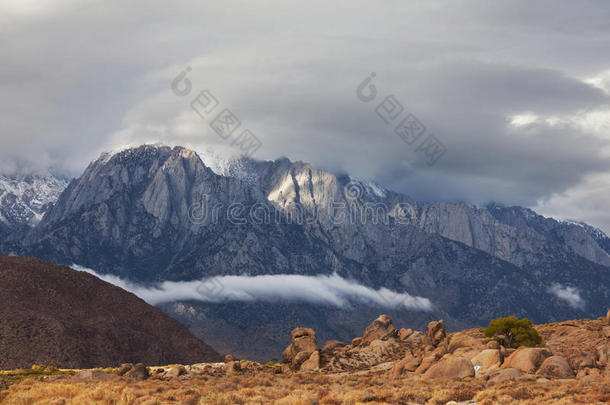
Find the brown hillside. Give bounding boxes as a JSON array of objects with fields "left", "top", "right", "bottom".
[{"left": 0, "top": 255, "right": 222, "bottom": 369}]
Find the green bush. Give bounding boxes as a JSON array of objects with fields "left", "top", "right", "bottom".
[
  {"left": 30, "top": 364, "right": 58, "bottom": 373},
  {"left": 484, "top": 316, "right": 542, "bottom": 348}
]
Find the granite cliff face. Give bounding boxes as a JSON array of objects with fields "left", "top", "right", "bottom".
[
  {"left": 3, "top": 145, "right": 609, "bottom": 359},
  {"left": 24, "top": 146, "right": 368, "bottom": 282},
  {"left": 226, "top": 156, "right": 610, "bottom": 269},
  {"left": 487, "top": 204, "right": 610, "bottom": 266}
]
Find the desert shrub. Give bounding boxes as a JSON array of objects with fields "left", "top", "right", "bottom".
[
  {"left": 507, "top": 386, "right": 534, "bottom": 400},
  {"left": 31, "top": 364, "right": 58, "bottom": 373},
  {"left": 484, "top": 316, "right": 542, "bottom": 348},
  {"left": 451, "top": 385, "right": 477, "bottom": 401}
]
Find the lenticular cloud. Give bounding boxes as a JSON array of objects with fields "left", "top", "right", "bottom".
[{"left": 72, "top": 265, "right": 432, "bottom": 311}]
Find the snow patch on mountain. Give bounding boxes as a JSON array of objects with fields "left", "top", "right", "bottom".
[
  {"left": 561, "top": 219, "right": 609, "bottom": 241},
  {"left": 349, "top": 177, "right": 388, "bottom": 199},
  {"left": 0, "top": 173, "right": 68, "bottom": 227}
]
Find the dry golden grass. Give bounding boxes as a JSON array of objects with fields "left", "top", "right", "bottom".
[{"left": 0, "top": 368, "right": 608, "bottom": 404}]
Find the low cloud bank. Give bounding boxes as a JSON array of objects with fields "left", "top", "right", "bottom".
[
  {"left": 549, "top": 283, "right": 585, "bottom": 309},
  {"left": 72, "top": 265, "right": 432, "bottom": 311}
]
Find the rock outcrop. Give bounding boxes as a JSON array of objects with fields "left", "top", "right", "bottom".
[
  {"left": 424, "top": 320, "right": 446, "bottom": 347},
  {"left": 225, "top": 362, "right": 241, "bottom": 376},
  {"left": 398, "top": 328, "right": 413, "bottom": 340},
  {"left": 536, "top": 356, "right": 575, "bottom": 379},
  {"left": 362, "top": 315, "right": 398, "bottom": 343},
  {"left": 281, "top": 314, "right": 610, "bottom": 384},
  {"left": 471, "top": 349, "right": 501, "bottom": 372},
  {"left": 299, "top": 315, "right": 408, "bottom": 372},
  {"left": 423, "top": 357, "right": 475, "bottom": 380},
  {"left": 282, "top": 328, "right": 319, "bottom": 371},
  {"left": 300, "top": 351, "right": 320, "bottom": 371},
  {"left": 501, "top": 347, "right": 552, "bottom": 373},
  {"left": 391, "top": 351, "right": 422, "bottom": 377},
  {"left": 486, "top": 367, "right": 523, "bottom": 384},
  {"left": 125, "top": 363, "right": 150, "bottom": 380}
]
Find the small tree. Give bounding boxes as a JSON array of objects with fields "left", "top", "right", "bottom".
[{"left": 484, "top": 316, "right": 542, "bottom": 348}]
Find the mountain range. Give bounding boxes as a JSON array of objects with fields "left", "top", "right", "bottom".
[{"left": 1, "top": 144, "right": 608, "bottom": 359}]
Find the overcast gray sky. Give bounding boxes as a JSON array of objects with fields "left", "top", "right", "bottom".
[{"left": 1, "top": 0, "right": 610, "bottom": 233}]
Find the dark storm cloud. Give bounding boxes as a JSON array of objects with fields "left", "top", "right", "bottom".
[{"left": 1, "top": 0, "right": 610, "bottom": 231}]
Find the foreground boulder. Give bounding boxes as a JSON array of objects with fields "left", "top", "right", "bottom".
[
  {"left": 225, "top": 361, "right": 241, "bottom": 376},
  {"left": 125, "top": 363, "right": 149, "bottom": 380},
  {"left": 536, "top": 356, "right": 575, "bottom": 379},
  {"left": 300, "top": 351, "right": 320, "bottom": 371},
  {"left": 415, "top": 354, "right": 441, "bottom": 375},
  {"left": 391, "top": 351, "right": 422, "bottom": 377},
  {"left": 398, "top": 328, "right": 413, "bottom": 340},
  {"left": 116, "top": 363, "right": 134, "bottom": 376},
  {"left": 471, "top": 349, "right": 501, "bottom": 372},
  {"left": 404, "top": 330, "right": 425, "bottom": 345},
  {"left": 502, "top": 347, "right": 552, "bottom": 373},
  {"left": 486, "top": 367, "right": 523, "bottom": 384},
  {"left": 423, "top": 357, "right": 475, "bottom": 380},
  {"left": 568, "top": 352, "right": 596, "bottom": 371},
  {"left": 164, "top": 365, "right": 187, "bottom": 379}
]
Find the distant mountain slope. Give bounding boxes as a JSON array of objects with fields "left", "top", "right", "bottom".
[
  {"left": 0, "top": 255, "right": 221, "bottom": 369},
  {"left": 487, "top": 204, "right": 610, "bottom": 266}
]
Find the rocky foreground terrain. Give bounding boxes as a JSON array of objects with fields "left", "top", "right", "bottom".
[{"left": 1, "top": 313, "right": 609, "bottom": 404}]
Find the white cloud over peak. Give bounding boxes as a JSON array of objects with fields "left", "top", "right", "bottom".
[{"left": 2, "top": 0, "right": 610, "bottom": 233}]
